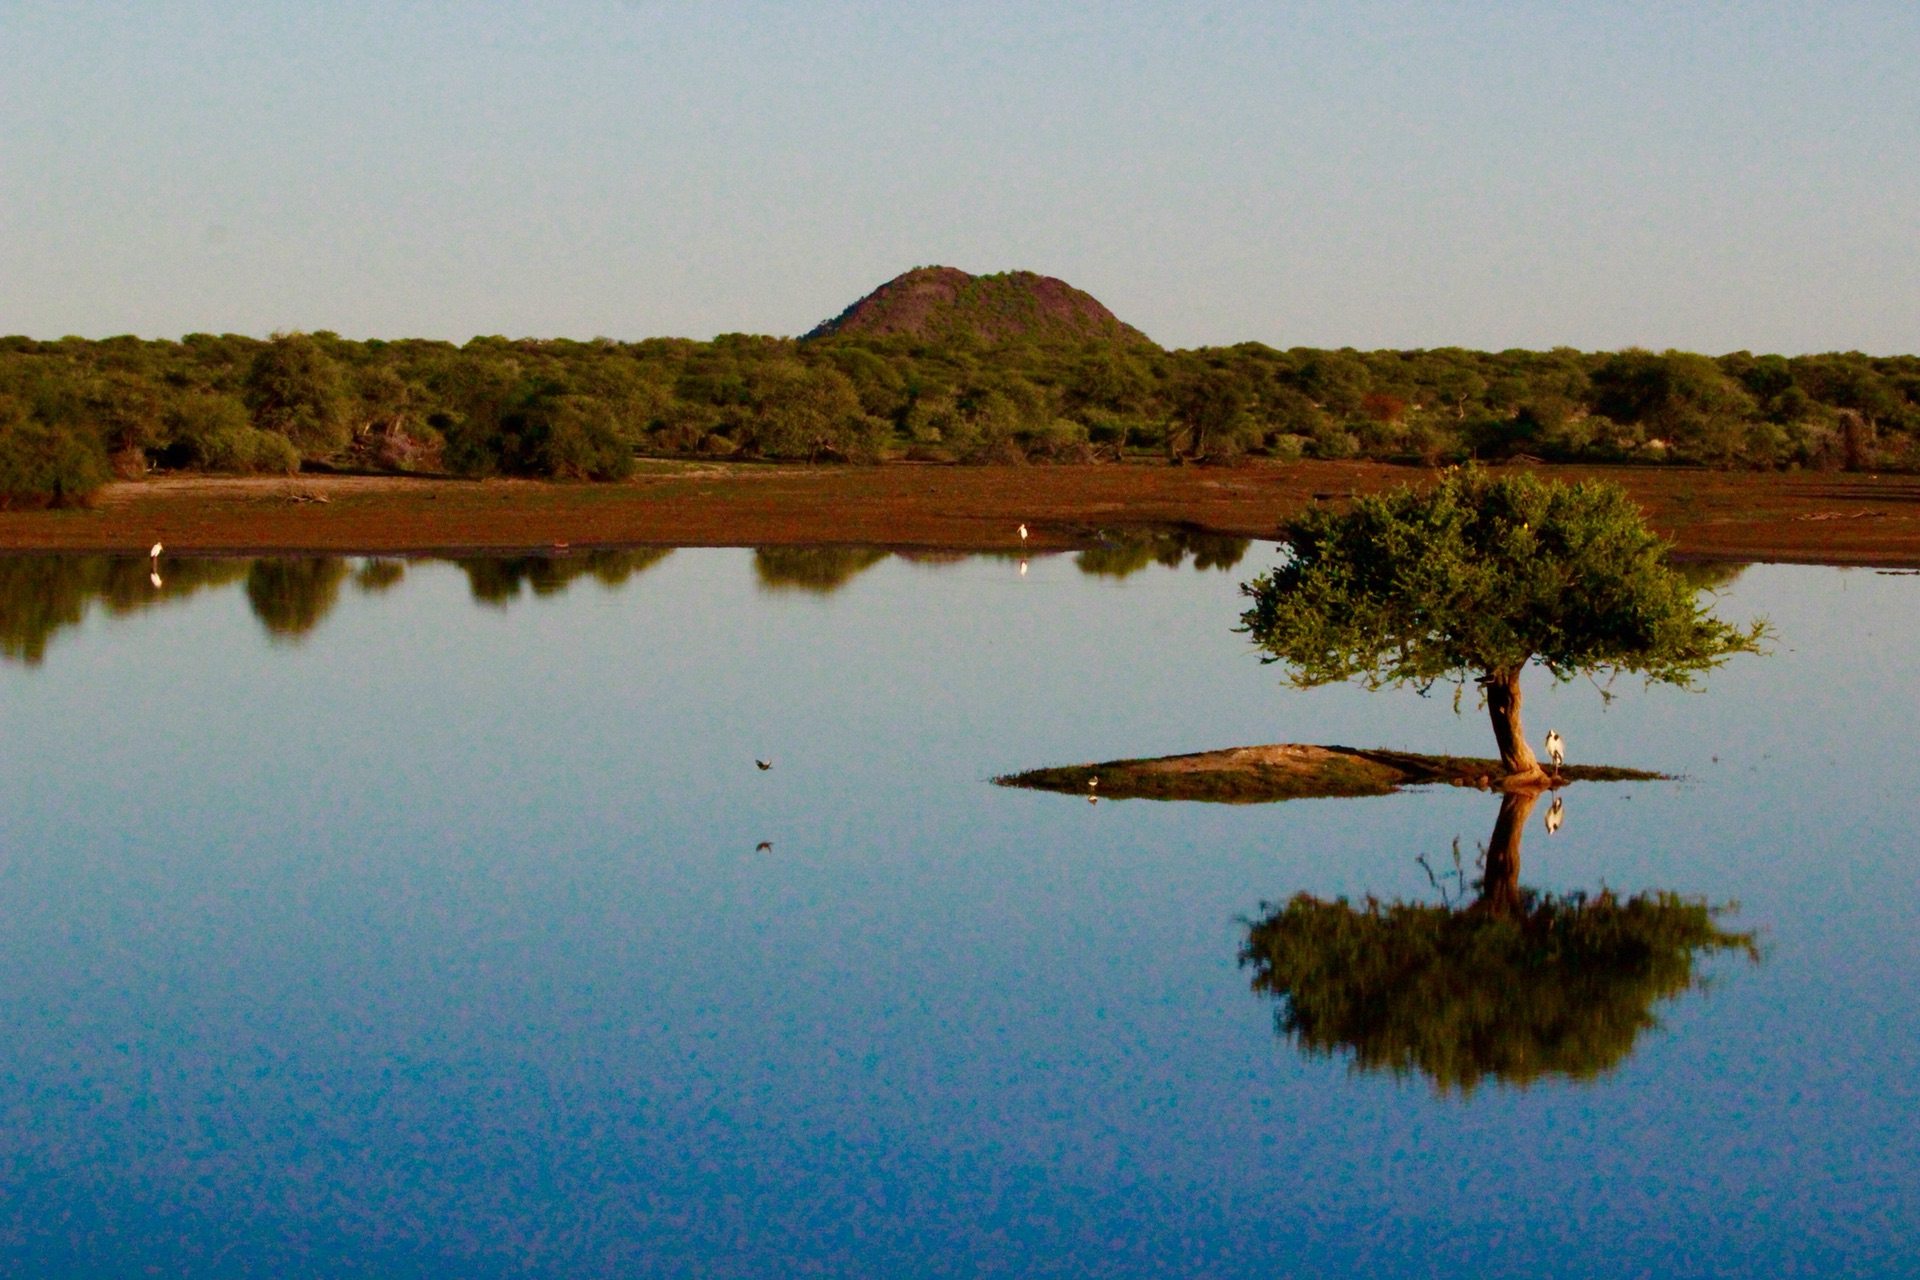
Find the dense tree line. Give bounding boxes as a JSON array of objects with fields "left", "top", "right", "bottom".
[{"left": 4, "top": 328, "right": 1919, "bottom": 503}]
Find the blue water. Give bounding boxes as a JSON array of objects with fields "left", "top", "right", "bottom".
[{"left": 0, "top": 549, "right": 1912, "bottom": 1276}]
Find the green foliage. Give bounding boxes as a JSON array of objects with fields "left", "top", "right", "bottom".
[
  {"left": 1074, "top": 531, "right": 1250, "bottom": 579},
  {"left": 245, "top": 333, "right": 349, "bottom": 454},
  {"left": 1242, "top": 888, "right": 1755, "bottom": 1092},
  {"left": 1240, "top": 469, "right": 1766, "bottom": 692},
  {"left": 5, "top": 328, "right": 1920, "bottom": 478},
  {"left": 0, "top": 397, "right": 111, "bottom": 507}
]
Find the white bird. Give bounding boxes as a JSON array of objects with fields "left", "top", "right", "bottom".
[
  {"left": 755, "top": 758, "right": 772, "bottom": 771},
  {"left": 1088, "top": 776, "right": 1099, "bottom": 790},
  {"left": 148, "top": 541, "right": 163, "bottom": 560},
  {"left": 1018, "top": 523, "right": 1029, "bottom": 543},
  {"left": 1544, "top": 795, "right": 1565, "bottom": 835},
  {"left": 1544, "top": 729, "right": 1565, "bottom": 773}
]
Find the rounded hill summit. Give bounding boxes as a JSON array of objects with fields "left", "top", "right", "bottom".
[{"left": 804, "top": 267, "right": 1151, "bottom": 345}]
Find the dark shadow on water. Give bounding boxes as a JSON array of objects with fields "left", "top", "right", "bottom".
[
  {"left": 247, "top": 558, "right": 350, "bottom": 641},
  {"left": 1075, "top": 531, "right": 1251, "bottom": 579},
  {"left": 753, "top": 547, "right": 891, "bottom": 594},
  {"left": 456, "top": 549, "right": 674, "bottom": 606},
  {"left": 0, "top": 556, "right": 250, "bottom": 664},
  {"left": 1240, "top": 790, "right": 1758, "bottom": 1093}
]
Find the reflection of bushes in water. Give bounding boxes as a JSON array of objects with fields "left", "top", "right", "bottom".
[
  {"left": 1242, "top": 890, "right": 1755, "bottom": 1093},
  {"left": 0, "top": 555, "right": 249, "bottom": 664},
  {"left": 753, "top": 547, "right": 890, "bottom": 593},
  {"left": 246, "top": 558, "right": 350, "bottom": 639},
  {"left": 457, "top": 549, "right": 674, "bottom": 606},
  {"left": 354, "top": 558, "right": 407, "bottom": 593},
  {"left": 1674, "top": 560, "right": 1749, "bottom": 592},
  {"left": 1075, "top": 531, "right": 1250, "bottom": 579}
]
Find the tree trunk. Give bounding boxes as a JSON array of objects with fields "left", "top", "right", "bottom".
[
  {"left": 1482, "top": 667, "right": 1546, "bottom": 784},
  {"left": 1475, "top": 788, "right": 1539, "bottom": 918}
]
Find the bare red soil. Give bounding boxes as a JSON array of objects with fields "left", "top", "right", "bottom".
[{"left": 0, "top": 461, "right": 1916, "bottom": 565}]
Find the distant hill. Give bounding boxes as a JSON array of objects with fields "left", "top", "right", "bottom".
[{"left": 803, "top": 266, "right": 1153, "bottom": 345}]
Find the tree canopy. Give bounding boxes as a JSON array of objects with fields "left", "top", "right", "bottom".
[
  {"left": 1239, "top": 469, "right": 1765, "bottom": 776},
  {"left": 4, "top": 328, "right": 1920, "bottom": 504}
]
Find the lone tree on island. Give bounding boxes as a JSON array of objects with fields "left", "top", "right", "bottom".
[{"left": 1239, "top": 469, "right": 1765, "bottom": 785}]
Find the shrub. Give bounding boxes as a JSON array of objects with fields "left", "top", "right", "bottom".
[{"left": 0, "top": 398, "right": 111, "bottom": 508}]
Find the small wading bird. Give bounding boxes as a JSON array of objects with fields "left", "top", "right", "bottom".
[
  {"left": 1544, "top": 729, "right": 1565, "bottom": 774},
  {"left": 149, "top": 541, "right": 164, "bottom": 588},
  {"left": 756, "top": 758, "right": 772, "bottom": 771},
  {"left": 1018, "top": 523, "right": 1028, "bottom": 544},
  {"left": 1544, "top": 795, "right": 1565, "bottom": 835}
]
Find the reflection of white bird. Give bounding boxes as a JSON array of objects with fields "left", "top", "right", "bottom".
[
  {"left": 1544, "top": 795, "right": 1565, "bottom": 835},
  {"left": 149, "top": 571, "right": 163, "bottom": 588},
  {"left": 1018, "top": 559, "right": 1028, "bottom": 577},
  {"left": 755, "top": 758, "right": 772, "bottom": 771},
  {"left": 1544, "top": 729, "right": 1565, "bottom": 772}
]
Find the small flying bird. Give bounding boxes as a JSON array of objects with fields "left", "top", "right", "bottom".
[
  {"left": 1544, "top": 729, "right": 1565, "bottom": 773},
  {"left": 756, "top": 758, "right": 772, "bottom": 771},
  {"left": 755, "top": 841, "right": 773, "bottom": 853},
  {"left": 1544, "top": 795, "right": 1565, "bottom": 835}
]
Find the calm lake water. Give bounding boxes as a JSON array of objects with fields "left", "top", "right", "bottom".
[{"left": 0, "top": 545, "right": 1912, "bottom": 1277}]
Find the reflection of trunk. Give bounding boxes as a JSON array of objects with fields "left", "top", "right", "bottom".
[
  {"left": 1483, "top": 667, "right": 1545, "bottom": 782},
  {"left": 1475, "top": 788, "right": 1539, "bottom": 917}
]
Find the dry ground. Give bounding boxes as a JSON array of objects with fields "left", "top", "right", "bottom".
[{"left": 2, "top": 460, "right": 1919, "bottom": 564}]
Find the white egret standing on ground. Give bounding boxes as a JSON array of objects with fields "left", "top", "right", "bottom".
[
  {"left": 1018, "top": 523, "right": 1028, "bottom": 545},
  {"left": 1544, "top": 729, "right": 1565, "bottom": 774}
]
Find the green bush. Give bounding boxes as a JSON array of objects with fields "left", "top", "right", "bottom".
[{"left": 0, "top": 398, "right": 111, "bottom": 508}]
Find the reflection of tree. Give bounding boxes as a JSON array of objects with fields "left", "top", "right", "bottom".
[
  {"left": 353, "top": 558, "right": 406, "bottom": 592},
  {"left": 456, "top": 549, "right": 674, "bottom": 605},
  {"left": 1241, "top": 791, "right": 1756, "bottom": 1092},
  {"left": 246, "top": 558, "right": 350, "bottom": 640},
  {"left": 752, "top": 547, "right": 889, "bottom": 594},
  {"left": 1674, "top": 560, "right": 1749, "bottom": 592},
  {"left": 1075, "top": 531, "right": 1249, "bottom": 579},
  {"left": 0, "top": 555, "right": 249, "bottom": 664}
]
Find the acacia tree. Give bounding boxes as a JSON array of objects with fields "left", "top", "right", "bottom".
[{"left": 1239, "top": 469, "right": 1764, "bottom": 783}]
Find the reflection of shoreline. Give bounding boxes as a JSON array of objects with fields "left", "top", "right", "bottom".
[
  {"left": 0, "top": 541, "right": 1251, "bottom": 662},
  {"left": 1240, "top": 792, "right": 1758, "bottom": 1093}
]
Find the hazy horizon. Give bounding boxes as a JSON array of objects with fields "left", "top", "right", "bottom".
[{"left": 6, "top": 3, "right": 1919, "bottom": 354}]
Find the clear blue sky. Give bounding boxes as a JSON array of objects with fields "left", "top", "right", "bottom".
[{"left": 4, "top": 1, "right": 1917, "bottom": 352}]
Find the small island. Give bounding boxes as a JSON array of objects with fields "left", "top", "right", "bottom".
[{"left": 995, "top": 743, "right": 1661, "bottom": 804}]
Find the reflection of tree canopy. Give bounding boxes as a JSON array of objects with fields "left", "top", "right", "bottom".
[
  {"left": 1243, "top": 889, "right": 1754, "bottom": 1092},
  {"left": 1075, "top": 531, "right": 1250, "bottom": 579},
  {"left": 1674, "top": 560, "right": 1749, "bottom": 592},
  {"left": 245, "top": 558, "right": 350, "bottom": 640},
  {"left": 353, "top": 557, "right": 406, "bottom": 592},
  {"left": 0, "top": 555, "right": 249, "bottom": 664},
  {"left": 752, "top": 547, "right": 890, "bottom": 593},
  {"left": 1240, "top": 791, "right": 1755, "bottom": 1092},
  {"left": 457, "top": 549, "right": 674, "bottom": 605}
]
